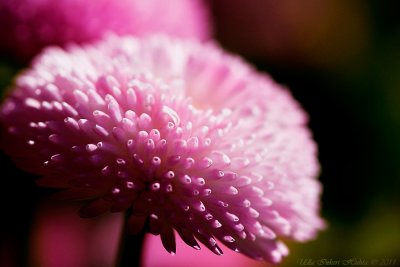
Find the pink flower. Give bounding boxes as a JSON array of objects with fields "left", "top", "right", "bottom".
[
  {"left": 0, "top": 0, "right": 210, "bottom": 60},
  {"left": 0, "top": 35, "right": 324, "bottom": 263}
]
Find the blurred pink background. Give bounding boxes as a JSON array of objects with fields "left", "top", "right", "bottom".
[{"left": 31, "top": 202, "right": 267, "bottom": 267}]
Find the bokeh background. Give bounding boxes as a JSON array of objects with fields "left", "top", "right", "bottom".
[
  {"left": 209, "top": 0, "right": 400, "bottom": 265},
  {"left": 1, "top": 0, "right": 399, "bottom": 266}
]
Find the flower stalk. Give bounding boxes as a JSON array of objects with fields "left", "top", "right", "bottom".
[{"left": 117, "top": 212, "right": 147, "bottom": 267}]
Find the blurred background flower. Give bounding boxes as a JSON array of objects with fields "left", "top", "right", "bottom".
[
  {"left": 0, "top": 0, "right": 211, "bottom": 109},
  {"left": 0, "top": 0, "right": 210, "bottom": 62},
  {"left": 31, "top": 202, "right": 123, "bottom": 267},
  {"left": 29, "top": 202, "right": 266, "bottom": 267}
]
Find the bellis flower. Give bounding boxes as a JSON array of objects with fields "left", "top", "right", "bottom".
[
  {"left": 0, "top": 0, "right": 210, "bottom": 60},
  {"left": 0, "top": 35, "right": 324, "bottom": 263}
]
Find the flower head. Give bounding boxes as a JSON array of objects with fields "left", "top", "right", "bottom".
[
  {"left": 0, "top": 35, "right": 324, "bottom": 263},
  {"left": 0, "top": 0, "right": 210, "bottom": 60}
]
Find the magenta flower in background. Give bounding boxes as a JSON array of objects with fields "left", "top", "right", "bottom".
[
  {"left": 32, "top": 203, "right": 123, "bottom": 267},
  {"left": 0, "top": 0, "right": 210, "bottom": 61},
  {"left": 143, "top": 234, "right": 267, "bottom": 267},
  {"left": 0, "top": 35, "right": 324, "bottom": 263},
  {"left": 31, "top": 203, "right": 265, "bottom": 267}
]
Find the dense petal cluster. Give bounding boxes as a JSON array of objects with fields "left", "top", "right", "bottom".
[
  {"left": 0, "top": 0, "right": 210, "bottom": 60},
  {"left": 0, "top": 35, "right": 324, "bottom": 263}
]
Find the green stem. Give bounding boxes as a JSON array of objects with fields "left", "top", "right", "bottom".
[{"left": 117, "top": 213, "right": 146, "bottom": 267}]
